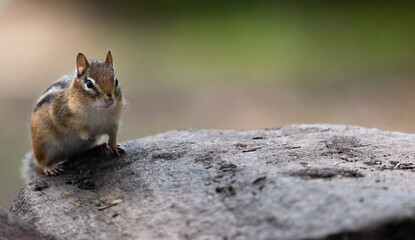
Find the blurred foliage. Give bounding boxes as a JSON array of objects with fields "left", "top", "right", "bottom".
[{"left": 97, "top": 1, "right": 415, "bottom": 87}]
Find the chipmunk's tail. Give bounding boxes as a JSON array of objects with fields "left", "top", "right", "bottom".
[{"left": 21, "top": 152, "right": 43, "bottom": 183}]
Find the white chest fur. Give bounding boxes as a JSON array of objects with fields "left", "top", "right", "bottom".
[{"left": 83, "top": 107, "right": 118, "bottom": 136}]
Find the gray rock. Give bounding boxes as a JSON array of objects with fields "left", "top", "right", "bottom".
[
  {"left": 0, "top": 207, "right": 42, "bottom": 240},
  {"left": 10, "top": 124, "right": 415, "bottom": 240}
]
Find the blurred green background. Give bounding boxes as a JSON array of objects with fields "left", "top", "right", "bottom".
[{"left": 1, "top": 0, "right": 415, "bottom": 208}]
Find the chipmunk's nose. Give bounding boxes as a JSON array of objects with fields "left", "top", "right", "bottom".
[{"left": 104, "top": 95, "right": 114, "bottom": 106}]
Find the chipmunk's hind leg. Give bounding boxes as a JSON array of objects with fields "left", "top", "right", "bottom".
[{"left": 43, "top": 160, "right": 67, "bottom": 176}]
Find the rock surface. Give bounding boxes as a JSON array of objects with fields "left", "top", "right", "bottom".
[
  {"left": 10, "top": 124, "right": 415, "bottom": 240},
  {"left": 0, "top": 207, "right": 42, "bottom": 240}
]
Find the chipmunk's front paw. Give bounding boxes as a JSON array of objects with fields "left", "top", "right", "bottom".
[{"left": 109, "top": 144, "right": 126, "bottom": 156}]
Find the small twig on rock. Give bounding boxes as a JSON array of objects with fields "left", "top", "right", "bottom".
[
  {"left": 242, "top": 147, "right": 261, "bottom": 153},
  {"left": 300, "top": 162, "right": 310, "bottom": 168},
  {"left": 394, "top": 162, "right": 401, "bottom": 170},
  {"left": 97, "top": 199, "right": 123, "bottom": 211},
  {"left": 354, "top": 144, "right": 371, "bottom": 148}
]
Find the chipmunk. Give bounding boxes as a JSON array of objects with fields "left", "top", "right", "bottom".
[{"left": 22, "top": 50, "right": 125, "bottom": 182}]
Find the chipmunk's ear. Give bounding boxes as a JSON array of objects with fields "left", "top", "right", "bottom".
[
  {"left": 105, "top": 49, "right": 113, "bottom": 68},
  {"left": 76, "top": 53, "right": 90, "bottom": 78}
]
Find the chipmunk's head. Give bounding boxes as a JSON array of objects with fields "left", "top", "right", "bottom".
[{"left": 74, "top": 50, "right": 122, "bottom": 110}]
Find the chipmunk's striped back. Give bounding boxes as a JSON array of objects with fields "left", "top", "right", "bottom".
[{"left": 34, "top": 75, "right": 72, "bottom": 112}]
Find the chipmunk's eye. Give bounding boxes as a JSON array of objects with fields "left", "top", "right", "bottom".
[
  {"left": 115, "top": 79, "right": 119, "bottom": 87},
  {"left": 86, "top": 79, "right": 94, "bottom": 89}
]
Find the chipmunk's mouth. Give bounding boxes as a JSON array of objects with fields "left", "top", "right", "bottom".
[
  {"left": 101, "top": 103, "right": 113, "bottom": 109},
  {"left": 101, "top": 104, "right": 112, "bottom": 109},
  {"left": 99, "top": 100, "right": 115, "bottom": 109}
]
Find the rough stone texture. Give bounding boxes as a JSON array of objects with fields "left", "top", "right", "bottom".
[
  {"left": 10, "top": 124, "right": 415, "bottom": 240},
  {"left": 0, "top": 207, "right": 42, "bottom": 240}
]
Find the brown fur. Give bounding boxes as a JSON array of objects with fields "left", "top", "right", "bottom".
[{"left": 29, "top": 50, "right": 125, "bottom": 177}]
